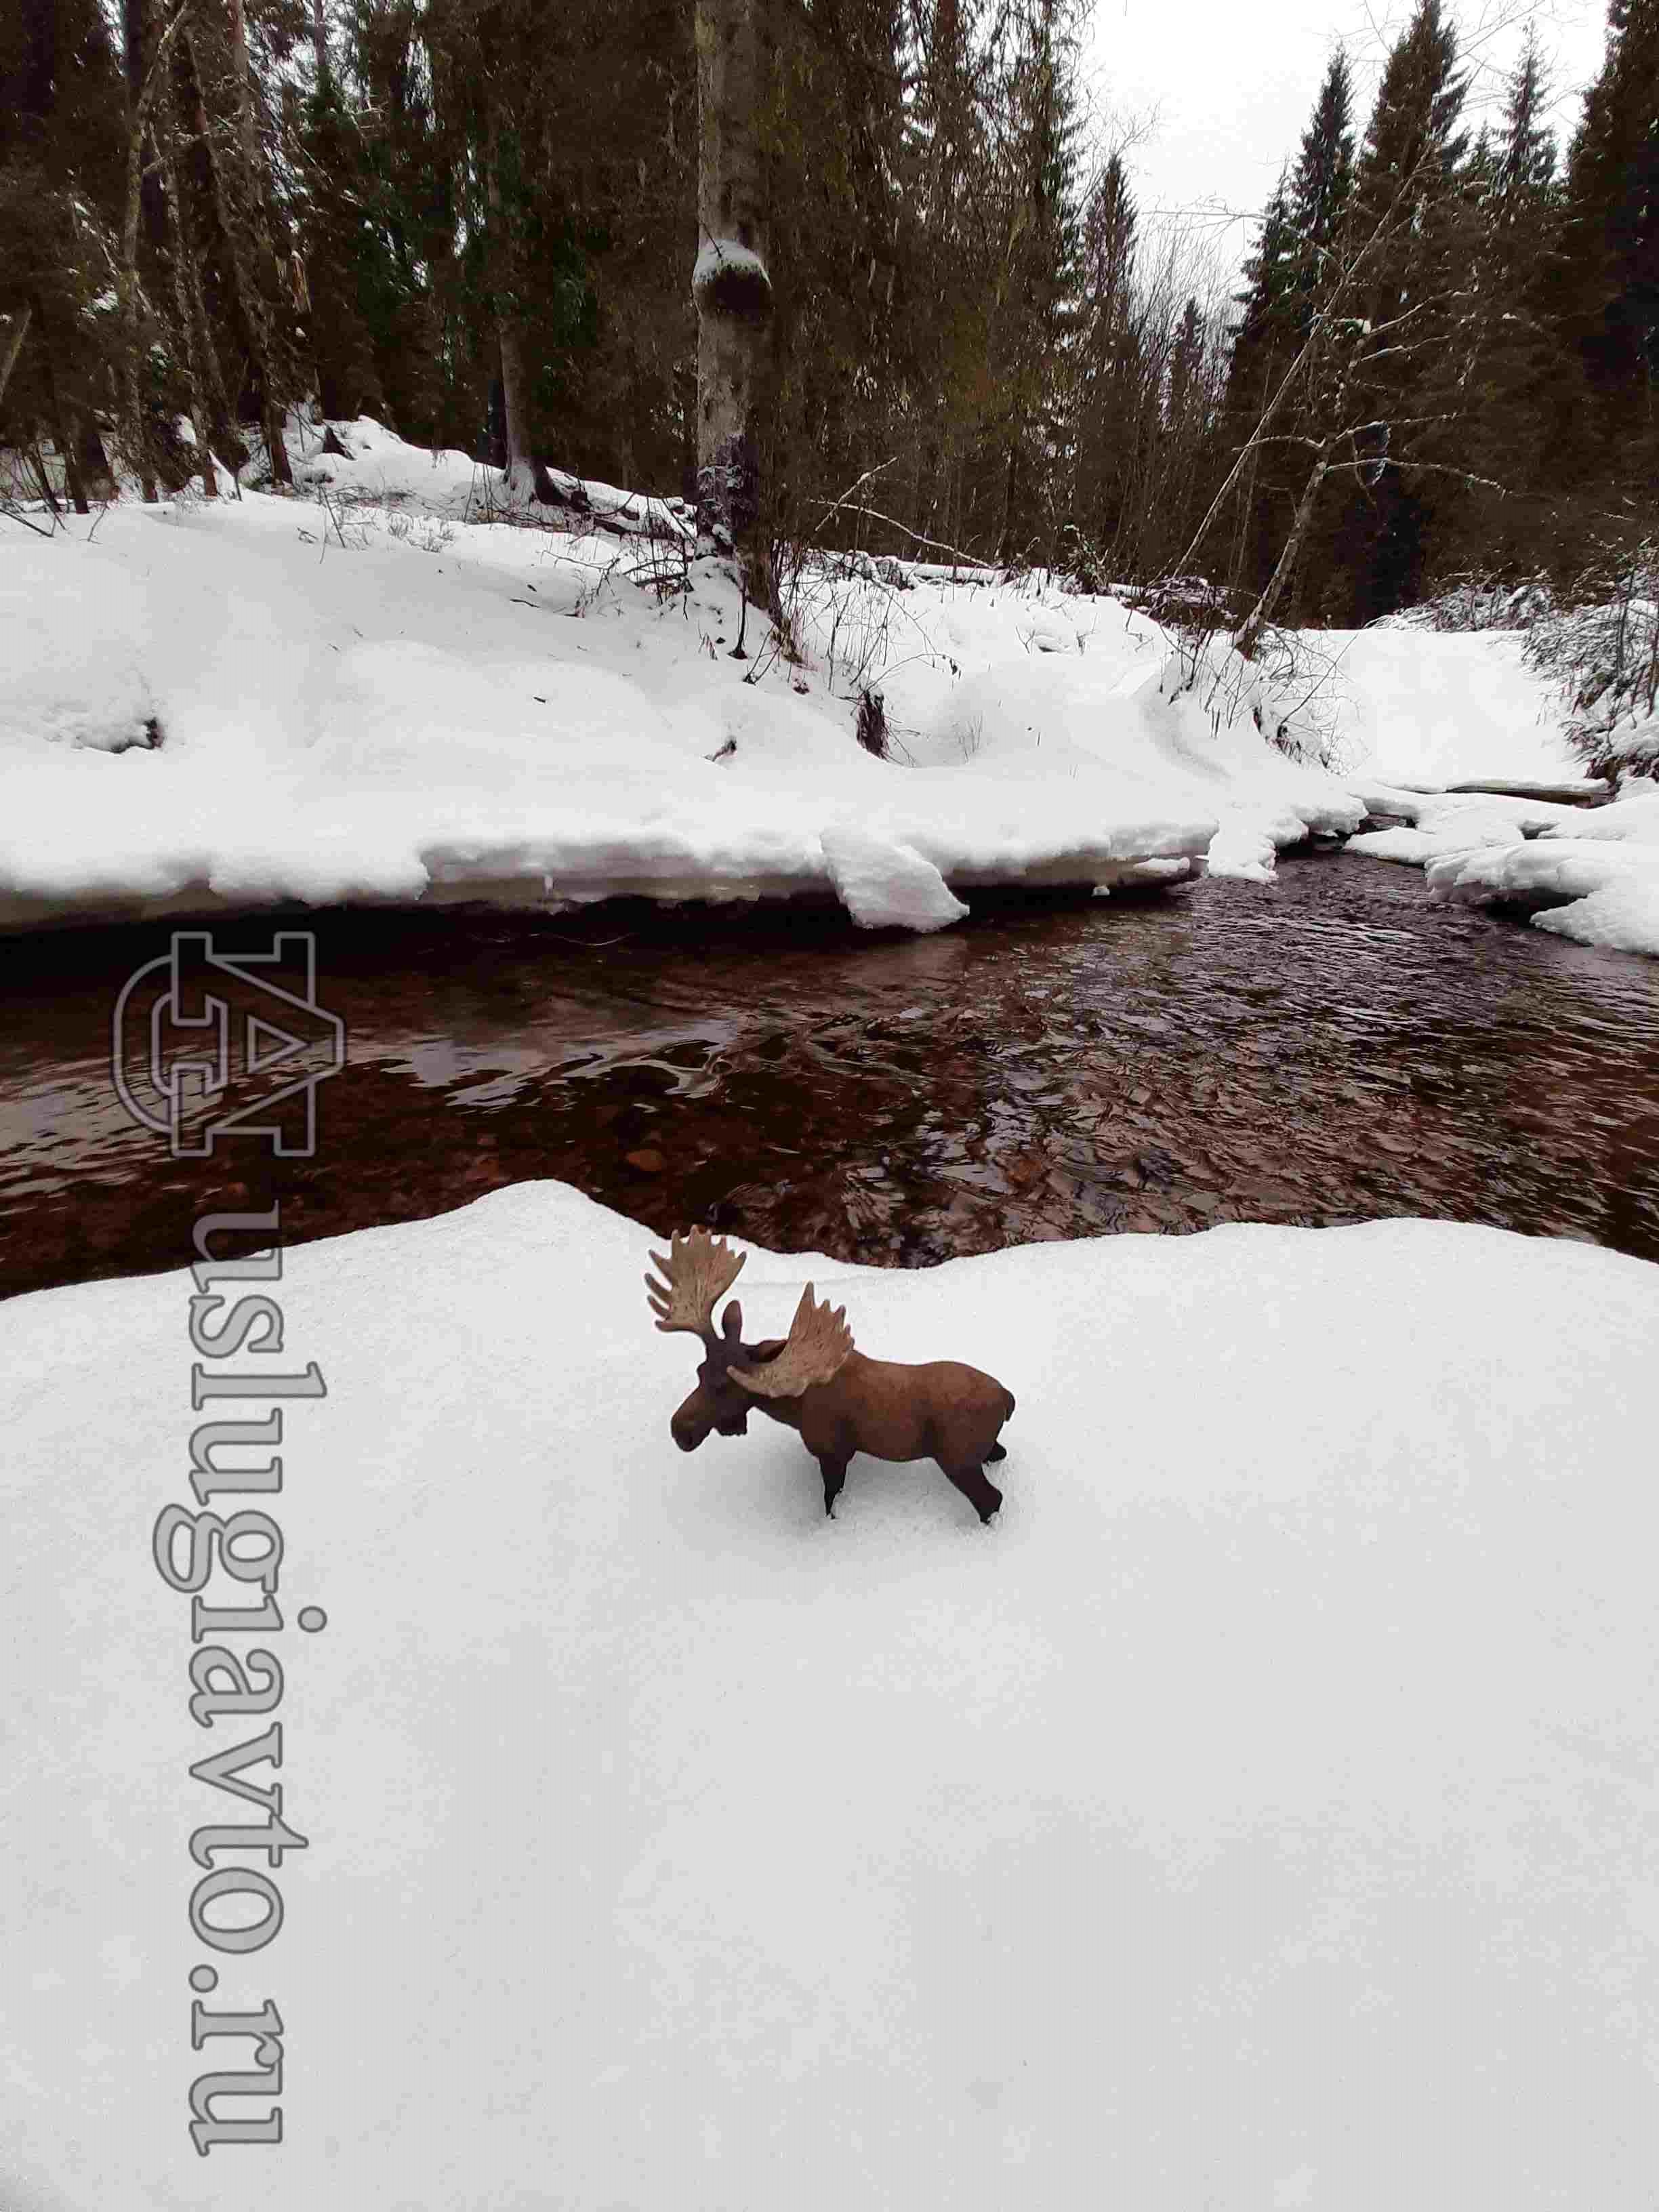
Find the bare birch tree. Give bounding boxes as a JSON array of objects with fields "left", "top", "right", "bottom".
[{"left": 693, "top": 0, "right": 775, "bottom": 619}]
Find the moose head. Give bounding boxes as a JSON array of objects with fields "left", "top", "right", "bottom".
[
  {"left": 644, "top": 1228, "right": 851, "bottom": 1452},
  {"left": 645, "top": 1227, "right": 1016, "bottom": 1523}
]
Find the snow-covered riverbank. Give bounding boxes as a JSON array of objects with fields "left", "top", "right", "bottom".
[
  {"left": 1345, "top": 785, "right": 1659, "bottom": 956},
  {"left": 5, "top": 415, "right": 1656, "bottom": 951},
  {"left": 4, "top": 1178, "right": 1658, "bottom": 2211},
  {"left": 0, "top": 482, "right": 1340, "bottom": 935}
]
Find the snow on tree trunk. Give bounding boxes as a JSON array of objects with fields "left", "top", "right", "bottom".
[
  {"left": 482, "top": 129, "right": 554, "bottom": 508},
  {"left": 162, "top": 136, "right": 221, "bottom": 499},
  {"left": 161, "top": 43, "right": 251, "bottom": 495},
  {"left": 226, "top": 0, "right": 293, "bottom": 487},
  {"left": 693, "top": 0, "right": 775, "bottom": 619},
  {"left": 0, "top": 304, "right": 31, "bottom": 413},
  {"left": 496, "top": 317, "right": 554, "bottom": 504}
]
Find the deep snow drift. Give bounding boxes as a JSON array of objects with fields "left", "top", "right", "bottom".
[
  {"left": 0, "top": 415, "right": 1368, "bottom": 936},
  {"left": 4, "top": 1179, "right": 1658, "bottom": 2211},
  {"left": 7, "top": 412, "right": 1659, "bottom": 951}
]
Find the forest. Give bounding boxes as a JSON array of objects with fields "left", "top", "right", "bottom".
[{"left": 1, "top": 0, "right": 1655, "bottom": 636}]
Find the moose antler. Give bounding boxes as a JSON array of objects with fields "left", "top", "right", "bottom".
[
  {"left": 644, "top": 1228, "right": 747, "bottom": 1342},
  {"left": 730, "top": 1284, "right": 855, "bottom": 1398}
]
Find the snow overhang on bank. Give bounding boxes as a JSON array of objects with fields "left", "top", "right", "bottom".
[
  {"left": 1342, "top": 783, "right": 1659, "bottom": 958},
  {"left": 0, "top": 430, "right": 1387, "bottom": 938}
]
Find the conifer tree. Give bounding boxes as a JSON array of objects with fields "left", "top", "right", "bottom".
[
  {"left": 1068, "top": 150, "right": 1145, "bottom": 568},
  {"left": 1314, "top": 0, "right": 1471, "bottom": 621},
  {"left": 1441, "top": 24, "right": 1561, "bottom": 573},
  {"left": 986, "top": 0, "right": 1087, "bottom": 560},
  {"left": 1286, "top": 49, "right": 1356, "bottom": 335},
  {"left": 294, "top": 62, "right": 387, "bottom": 426},
  {"left": 1218, "top": 169, "right": 1295, "bottom": 597},
  {"left": 0, "top": 0, "right": 127, "bottom": 506},
  {"left": 901, "top": 0, "right": 986, "bottom": 546},
  {"left": 180, "top": 0, "right": 298, "bottom": 484},
  {"left": 1558, "top": 0, "right": 1659, "bottom": 474}
]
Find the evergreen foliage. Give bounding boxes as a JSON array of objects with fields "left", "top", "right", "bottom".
[
  {"left": 1559, "top": 0, "right": 1659, "bottom": 474},
  {"left": 0, "top": 0, "right": 1649, "bottom": 636}
]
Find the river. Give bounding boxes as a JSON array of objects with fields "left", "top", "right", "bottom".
[{"left": 4, "top": 854, "right": 1658, "bottom": 1303}]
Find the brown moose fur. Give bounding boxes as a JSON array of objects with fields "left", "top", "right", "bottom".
[{"left": 649, "top": 1231, "right": 1015, "bottom": 1522}]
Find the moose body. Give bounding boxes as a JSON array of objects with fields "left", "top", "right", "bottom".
[{"left": 651, "top": 1230, "right": 1014, "bottom": 1523}]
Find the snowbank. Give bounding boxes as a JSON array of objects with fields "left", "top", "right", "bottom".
[
  {"left": 286, "top": 412, "right": 694, "bottom": 540},
  {"left": 1311, "top": 622, "right": 1659, "bottom": 954},
  {"left": 23, "top": 414, "right": 1659, "bottom": 945},
  {"left": 5, "top": 1180, "right": 1659, "bottom": 2210},
  {"left": 1317, "top": 626, "right": 1578, "bottom": 789},
  {"left": 0, "top": 425, "right": 1375, "bottom": 936},
  {"left": 1425, "top": 792, "right": 1659, "bottom": 954},
  {"left": 1345, "top": 784, "right": 1659, "bottom": 958}
]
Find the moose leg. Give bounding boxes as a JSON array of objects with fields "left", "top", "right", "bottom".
[
  {"left": 817, "top": 1455, "right": 850, "bottom": 1519},
  {"left": 939, "top": 1460, "right": 1003, "bottom": 1525}
]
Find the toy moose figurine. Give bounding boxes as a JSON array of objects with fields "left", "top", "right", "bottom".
[{"left": 646, "top": 1227, "right": 1015, "bottom": 1523}]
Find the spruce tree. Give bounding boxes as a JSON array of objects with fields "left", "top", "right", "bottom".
[
  {"left": 1286, "top": 49, "right": 1356, "bottom": 339},
  {"left": 1070, "top": 150, "right": 1144, "bottom": 571},
  {"left": 988, "top": 0, "right": 1087, "bottom": 561},
  {"left": 294, "top": 68, "right": 387, "bottom": 426},
  {"left": 1218, "top": 170, "right": 1296, "bottom": 598},
  {"left": 1559, "top": 0, "right": 1659, "bottom": 475},
  {"left": 1317, "top": 0, "right": 1470, "bottom": 622},
  {"left": 0, "top": 0, "right": 128, "bottom": 505},
  {"left": 1444, "top": 25, "right": 1561, "bottom": 573}
]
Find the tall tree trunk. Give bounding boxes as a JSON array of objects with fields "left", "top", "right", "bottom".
[
  {"left": 30, "top": 302, "right": 89, "bottom": 514},
  {"left": 163, "top": 37, "right": 251, "bottom": 492},
  {"left": 184, "top": 10, "right": 291, "bottom": 486},
  {"left": 14, "top": 0, "right": 115, "bottom": 506},
  {"left": 115, "top": 0, "right": 194, "bottom": 502},
  {"left": 226, "top": 0, "right": 293, "bottom": 485},
  {"left": 0, "top": 304, "right": 32, "bottom": 413},
  {"left": 997, "top": 439, "right": 1017, "bottom": 565},
  {"left": 123, "top": 0, "right": 169, "bottom": 257},
  {"left": 495, "top": 319, "right": 554, "bottom": 501},
  {"left": 483, "top": 137, "right": 553, "bottom": 504},
  {"left": 693, "top": 0, "right": 775, "bottom": 618},
  {"left": 1233, "top": 444, "right": 1332, "bottom": 660}
]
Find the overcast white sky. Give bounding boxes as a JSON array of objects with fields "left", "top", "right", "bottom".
[{"left": 1080, "top": 0, "right": 1614, "bottom": 281}]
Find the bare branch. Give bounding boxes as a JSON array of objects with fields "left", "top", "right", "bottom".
[{"left": 800, "top": 499, "right": 993, "bottom": 572}]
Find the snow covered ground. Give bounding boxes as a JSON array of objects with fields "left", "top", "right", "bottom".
[
  {"left": 4, "top": 1179, "right": 1658, "bottom": 2211},
  {"left": 1345, "top": 784, "right": 1659, "bottom": 958},
  {"left": 1317, "top": 623, "right": 1574, "bottom": 790},
  {"left": 6, "top": 412, "right": 1658, "bottom": 951},
  {"left": 1, "top": 415, "right": 1369, "bottom": 937}
]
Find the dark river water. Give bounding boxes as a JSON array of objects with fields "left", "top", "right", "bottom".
[{"left": 4, "top": 855, "right": 1659, "bottom": 1303}]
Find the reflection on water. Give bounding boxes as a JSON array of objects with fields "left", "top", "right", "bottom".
[{"left": 4, "top": 856, "right": 1659, "bottom": 1301}]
